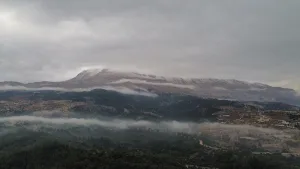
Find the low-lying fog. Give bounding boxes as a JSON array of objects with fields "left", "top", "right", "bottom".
[
  {"left": 0, "top": 111, "right": 300, "bottom": 153},
  {"left": 0, "top": 85, "right": 158, "bottom": 97}
]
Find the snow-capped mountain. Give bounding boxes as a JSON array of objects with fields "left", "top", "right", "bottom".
[{"left": 0, "top": 68, "right": 299, "bottom": 105}]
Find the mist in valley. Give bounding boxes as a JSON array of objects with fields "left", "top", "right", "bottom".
[
  {"left": 0, "top": 85, "right": 158, "bottom": 97},
  {"left": 0, "top": 111, "right": 299, "bottom": 153}
]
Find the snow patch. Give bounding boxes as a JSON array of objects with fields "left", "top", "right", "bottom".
[{"left": 77, "top": 69, "right": 103, "bottom": 78}]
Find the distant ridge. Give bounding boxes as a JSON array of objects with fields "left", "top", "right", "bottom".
[{"left": 0, "top": 68, "right": 299, "bottom": 105}]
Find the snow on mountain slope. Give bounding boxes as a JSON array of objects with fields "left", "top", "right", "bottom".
[
  {"left": 0, "top": 68, "right": 299, "bottom": 104},
  {"left": 73, "top": 68, "right": 166, "bottom": 81},
  {"left": 70, "top": 69, "right": 269, "bottom": 90}
]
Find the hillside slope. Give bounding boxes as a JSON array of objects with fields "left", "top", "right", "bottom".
[{"left": 0, "top": 69, "right": 299, "bottom": 105}]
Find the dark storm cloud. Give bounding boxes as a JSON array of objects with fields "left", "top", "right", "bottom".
[{"left": 0, "top": 0, "right": 299, "bottom": 89}]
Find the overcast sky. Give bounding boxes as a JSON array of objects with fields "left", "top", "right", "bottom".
[{"left": 0, "top": 0, "right": 299, "bottom": 89}]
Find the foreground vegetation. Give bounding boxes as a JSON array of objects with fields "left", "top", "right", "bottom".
[
  {"left": 1, "top": 141, "right": 300, "bottom": 169},
  {"left": 0, "top": 128, "right": 299, "bottom": 169},
  {"left": 0, "top": 90, "right": 299, "bottom": 168}
]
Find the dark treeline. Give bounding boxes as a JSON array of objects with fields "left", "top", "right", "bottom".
[
  {"left": 0, "top": 141, "right": 300, "bottom": 169},
  {"left": 0, "top": 129, "right": 299, "bottom": 169}
]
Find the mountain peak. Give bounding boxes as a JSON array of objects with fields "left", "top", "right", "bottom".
[
  {"left": 82, "top": 68, "right": 112, "bottom": 74},
  {"left": 74, "top": 68, "right": 114, "bottom": 80}
]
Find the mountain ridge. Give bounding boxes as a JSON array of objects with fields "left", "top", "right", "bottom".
[{"left": 0, "top": 69, "right": 299, "bottom": 105}]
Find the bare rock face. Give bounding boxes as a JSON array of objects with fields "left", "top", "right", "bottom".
[{"left": 0, "top": 68, "right": 299, "bottom": 105}]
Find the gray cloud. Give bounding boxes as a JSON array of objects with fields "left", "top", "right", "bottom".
[{"left": 0, "top": 0, "right": 300, "bottom": 90}]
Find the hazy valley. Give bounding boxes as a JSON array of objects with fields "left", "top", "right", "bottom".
[{"left": 0, "top": 86, "right": 300, "bottom": 168}]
